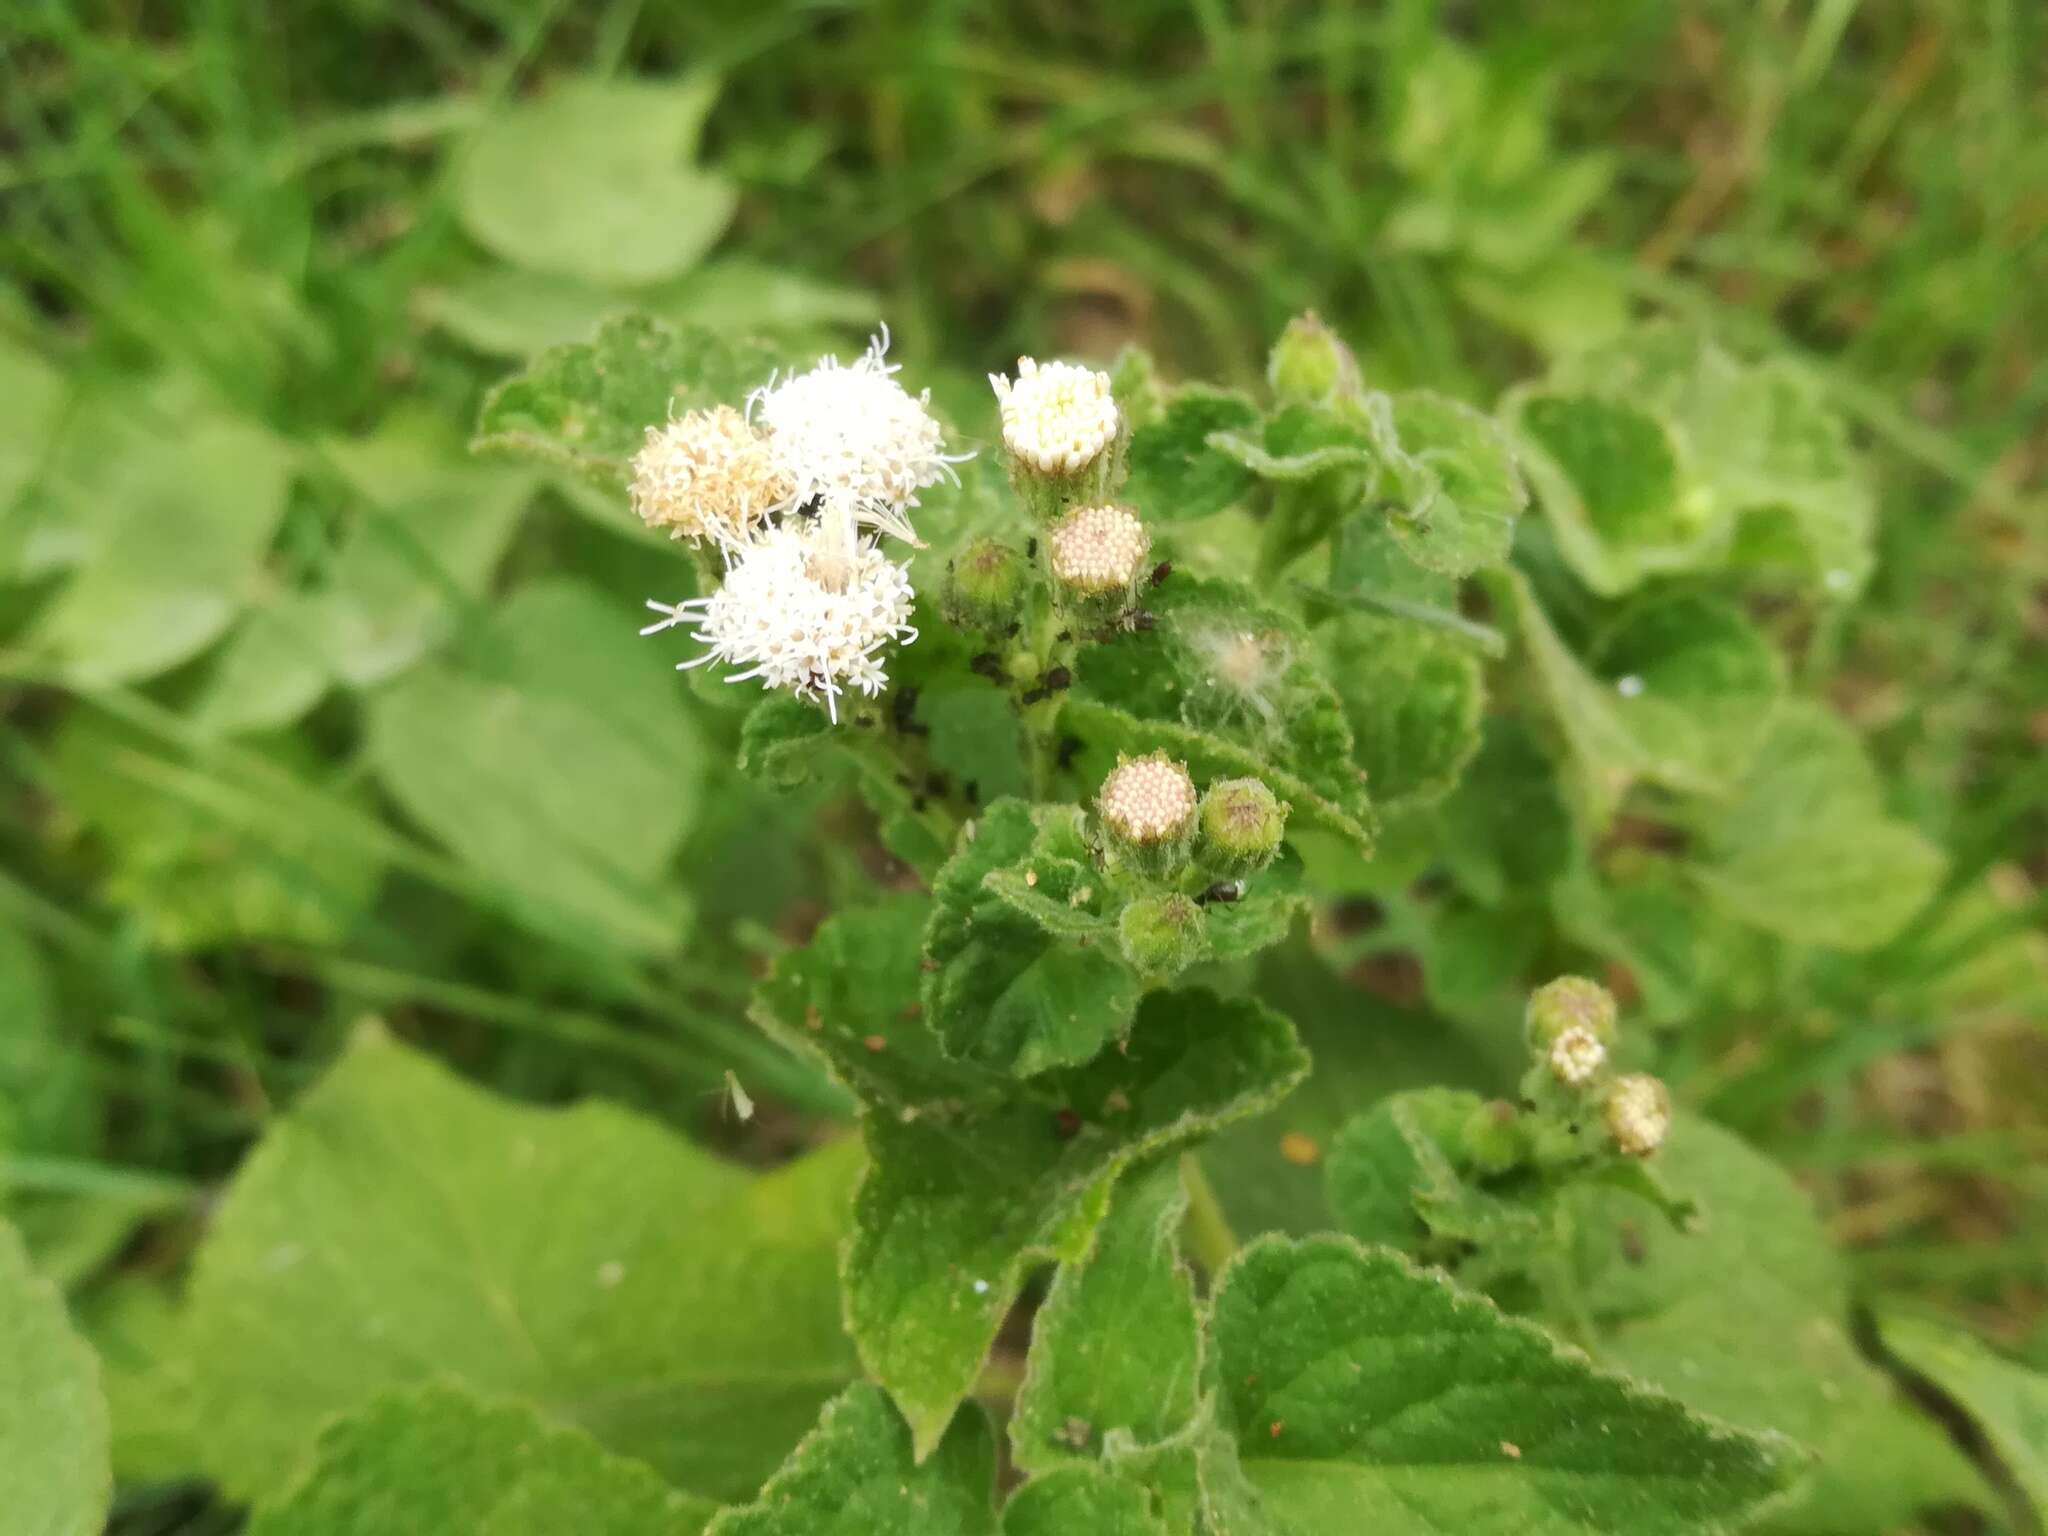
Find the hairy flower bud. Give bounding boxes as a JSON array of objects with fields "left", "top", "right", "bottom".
[
  {"left": 1267, "top": 311, "right": 1361, "bottom": 406},
  {"left": 1117, "top": 891, "right": 1206, "bottom": 977},
  {"left": 1196, "top": 777, "right": 1288, "bottom": 879},
  {"left": 1097, "top": 753, "right": 1198, "bottom": 875},
  {"left": 1605, "top": 1074, "right": 1671, "bottom": 1158},
  {"left": 1047, "top": 503, "right": 1149, "bottom": 622},
  {"left": 944, "top": 538, "right": 1027, "bottom": 632},
  {"left": 1525, "top": 975, "right": 1618, "bottom": 1052},
  {"left": 1461, "top": 1099, "right": 1528, "bottom": 1176},
  {"left": 990, "top": 357, "right": 1124, "bottom": 516},
  {"left": 630, "top": 406, "right": 790, "bottom": 549}
]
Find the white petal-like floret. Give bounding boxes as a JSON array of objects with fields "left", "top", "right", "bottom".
[
  {"left": 1098, "top": 753, "right": 1198, "bottom": 844},
  {"left": 629, "top": 406, "right": 790, "bottom": 549},
  {"left": 1606, "top": 1074, "right": 1671, "bottom": 1157},
  {"left": 642, "top": 523, "right": 917, "bottom": 721},
  {"left": 752, "top": 330, "right": 961, "bottom": 544},
  {"left": 1049, "top": 503, "right": 1150, "bottom": 593},
  {"left": 1547, "top": 1024, "right": 1607, "bottom": 1086},
  {"left": 989, "top": 357, "right": 1120, "bottom": 476}
]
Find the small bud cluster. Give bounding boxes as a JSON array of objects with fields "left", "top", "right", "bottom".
[
  {"left": 1049, "top": 504, "right": 1150, "bottom": 594},
  {"left": 638, "top": 330, "right": 963, "bottom": 721},
  {"left": 1512, "top": 976, "right": 1671, "bottom": 1161},
  {"left": 1094, "top": 757, "right": 1290, "bottom": 976}
]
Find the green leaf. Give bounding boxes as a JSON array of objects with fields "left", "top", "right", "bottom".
[
  {"left": 1718, "top": 361, "right": 1874, "bottom": 599},
  {"left": 1002, "top": 1466, "right": 1170, "bottom": 1535},
  {"left": 0, "top": 1216, "right": 110, "bottom": 1536},
  {"left": 1319, "top": 513, "right": 1505, "bottom": 657},
  {"left": 365, "top": 579, "right": 703, "bottom": 953},
  {"left": 1590, "top": 591, "right": 1786, "bottom": 793},
  {"left": 472, "top": 314, "right": 786, "bottom": 492},
  {"left": 707, "top": 1385, "right": 996, "bottom": 1536},
  {"left": 1123, "top": 387, "right": 1259, "bottom": 523},
  {"left": 1880, "top": 1316, "right": 2048, "bottom": 1519},
  {"left": 36, "top": 415, "right": 293, "bottom": 686},
  {"left": 1506, "top": 391, "right": 1706, "bottom": 595},
  {"left": 738, "top": 693, "right": 838, "bottom": 791},
  {"left": 923, "top": 800, "right": 1142, "bottom": 1076},
  {"left": 50, "top": 711, "right": 382, "bottom": 952},
  {"left": 1322, "top": 610, "right": 1484, "bottom": 809},
  {"left": 1362, "top": 390, "right": 1527, "bottom": 577},
  {"left": 1011, "top": 1159, "right": 1202, "bottom": 1472},
  {"left": 1686, "top": 701, "right": 1946, "bottom": 950},
  {"left": 150, "top": 1025, "right": 858, "bottom": 1505},
  {"left": 246, "top": 1383, "right": 715, "bottom": 1536},
  {"left": 1067, "top": 575, "right": 1375, "bottom": 852},
  {"left": 1207, "top": 1235, "right": 1796, "bottom": 1534},
  {"left": 1208, "top": 403, "right": 1376, "bottom": 483},
  {"left": 457, "top": 77, "right": 736, "bottom": 286},
  {"left": 309, "top": 412, "right": 533, "bottom": 688},
  {"left": 192, "top": 596, "right": 333, "bottom": 735},
  {"left": 425, "top": 260, "right": 877, "bottom": 358},
  {"left": 756, "top": 913, "right": 1307, "bottom": 1460},
  {"left": 1564, "top": 1116, "right": 1990, "bottom": 1532},
  {"left": 0, "top": 337, "right": 65, "bottom": 562},
  {"left": 1434, "top": 717, "right": 1574, "bottom": 905},
  {"left": 922, "top": 687, "right": 1030, "bottom": 802}
]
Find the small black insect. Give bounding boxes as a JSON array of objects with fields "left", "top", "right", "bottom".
[
  {"left": 969, "top": 651, "right": 1005, "bottom": 681},
  {"left": 1196, "top": 879, "right": 1246, "bottom": 905},
  {"left": 1056, "top": 735, "right": 1083, "bottom": 770},
  {"left": 1043, "top": 665, "right": 1072, "bottom": 692},
  {"left": 891, "top": 685, "right": 928, "bottom": 737},
  {"left": 1020, "top": 684, "right": 1050, "bottom": 705},
  {"left": 1025, "top": 537, "right": 1039, "bottom": 558},
  {"left": 1150, "top": 560, "right": 1173, "bottom": 587}
]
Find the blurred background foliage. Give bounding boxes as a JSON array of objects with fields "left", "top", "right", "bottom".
[{"left": 0, "top": 0, "right": 2044, "bottom": 1492}]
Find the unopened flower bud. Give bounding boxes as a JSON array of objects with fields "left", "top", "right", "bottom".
[
  {"left": 1097, "top": 753, "right": 1198, "bottom": 876},
  {"left": 1267, "top": 312, "right": 1361, "bottom": 406},
  {"left": 1048, "top": 503, "right": 1149, "bottom": 621},
  {"left": 1196, "top": 777, "right": 1288, "bottom": 879},
  {"left": 1546, "top": 1024, "right": 1607, "bottom": 1088},
  {"left": 1525, "top": 975, "right": 1618, "bottom": 1052},
  {"left": 1117, "top": 891, "right": 1206, "bottom": 977},
  {"left": 1605, "top": 1074, "right": 1671, "bottom": 1158},
  {"left": 630, "top": 406, "right": 791, "bottom": 549},
  {"left": 944, "top": 538, "right": 1027, "bottom": 632},
  {"left": 989, "top": 357, "right": 1124, "bottom": 516},
  {"left": 1461, "top": 1099, "right": 1527, "bottom": 1176}
]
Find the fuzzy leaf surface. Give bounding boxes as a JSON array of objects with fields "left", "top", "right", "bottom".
[
  {"left": 1206, "top": 1235, "right": 1795, "bottom": 1534},
  {"left": 147, "top": 1025, "right": 857, "bottom": 1506},
  {"left": 246, "top": 1383, "right": 715, "bottom": 1536},
  {"left": 0, "top": 1217, "right": 110, "bottom": 1536}
]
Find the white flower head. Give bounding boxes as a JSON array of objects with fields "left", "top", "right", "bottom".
[
  {"left": 1547, "top": 1023, "right": 1607, "bottom": 1087},
  {"left": 629, "top": 405, "right": 790, "bottom": 550},
  {"left": 1098, "top": 753, "right": 1198, "bottom": 845},
  {"left": 1606, "top": 1074, "right": 1671, "bottom": 1157},
  {"left": 751, "top": 327, "right": 963, "bottom": 545},
  {"left": 1049, "top": 504, "right": 1150, "bottom": 594},
  {"left": 642, "top": 521, "right": 917, "bottom": 722},
  {"left": 989, "top": 357, "right": 1120, "bottom": 476}
]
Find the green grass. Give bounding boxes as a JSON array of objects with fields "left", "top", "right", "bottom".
[{"left": 1, "top": 2, "right": 2044, "bottom": 1521}]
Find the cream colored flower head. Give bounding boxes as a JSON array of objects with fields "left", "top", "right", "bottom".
[
  {"left": 1098, "top": 753, "right": 1198, "bottom": 845},
  {"left": 630, "top": 406, "right": 790, "bottom": 549},
  {"left": 1605, "top": 1074, "right": 1671, "bottom": 1158},
  {"left": 1049, "top": 504, "right": 1150, "bottom": 594},
  {"left": 1546, "top": 1023, "right": 1607, "bottom": 1087},
  {"left": 752, "top": 328, "right": 963, "bottom": 545},
  {"left": 990, "top": 357, "right": 1120, "bottom": 476},
  {"left": 641, "top": 522, "right": 917, "bottom": 723}
]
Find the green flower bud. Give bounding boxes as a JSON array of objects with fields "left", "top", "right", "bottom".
[
  {"left": 1117, "top": 891, "right": 1206, "bottom": 977},
  {"left": 943, "top": 538, "right": 1027, "bottom": 632},
  {"left": 1461, "top": 1099, "right": 1527, "bottom": 1176},
  {"left": 1096, "top": 753, "right": 1198, "bottom": 877},
  {"left": 1266, "top": 311, "right": 1361, "bottom": 406},
  {"left": 1524, "top": 975, "right": 1618, "bottom": 1052},
  {"left": 1196, "top": 776, "right": 1288, "bottom": 878}
]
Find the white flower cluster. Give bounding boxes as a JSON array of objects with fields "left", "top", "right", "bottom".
[
  {"left": 990, "top": 357, "right": 1120, "bottom": 476},
  {"left": 1049, "top": 504, "right": 1150, "bottom": 593},
  {"left": 1605, "top": 1074, "right": 1671, "bottom": 1157},
  {"left": 1098, "top": 754, "right": 1198, "bottom": 844},
  {"left": 641, "top": 331, "right": 957, "bottom": 721}
]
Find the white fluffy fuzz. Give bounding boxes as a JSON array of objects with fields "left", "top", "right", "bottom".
[
  {"left": 752, "top": 329, "right": 961, "bottom": 545},
  {"left": 642, "top": 523, "right": 917, "bottom": 722}
]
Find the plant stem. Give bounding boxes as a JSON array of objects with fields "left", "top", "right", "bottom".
[{"left": 1180, "top": 1152, "right": 1239, "bottom": 1276}]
